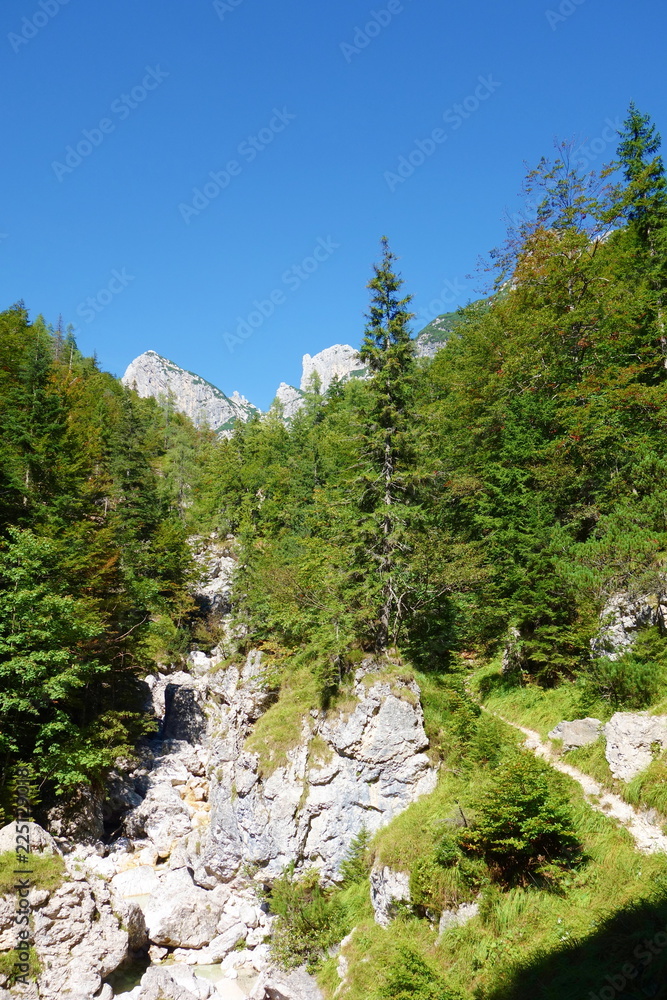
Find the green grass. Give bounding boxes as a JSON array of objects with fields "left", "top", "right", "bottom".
[
  {"left": 470, "top": 661, "right": 612, "bottom": 739},
  {"left": 0, "top": 947, "right": 41, "bottom": 986},
  {"left": 471, "top": 661, "right": 667, "bottom": 828},
  {"left": 316, "top": 699, "right": 667, "bottom": 1000},
  {"left": 0, "top": 850, "right": 66, "bottom": 896},
  {"left": 626, "top": 752, "right": 667, "bottom": 818}
]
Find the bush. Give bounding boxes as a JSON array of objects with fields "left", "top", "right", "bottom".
[
  {"left": 459, "top": 751, "right": 581, "bottom": 887},
  {"left": 378, "top": 946, "right": 462, "bottom": 1000},
  {"left": 580, "top": 626, "right": 667, "bottom": 710},
  {"left": 266, "top": 865, "right": 347, "bottom": 971}
]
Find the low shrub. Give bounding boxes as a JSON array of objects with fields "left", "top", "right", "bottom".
[
  {"left": 265, "top": 864, "right": 347, "bottom": 971},
  {"left": 459, "top": 751, "right": 582, "bottom": 888}
]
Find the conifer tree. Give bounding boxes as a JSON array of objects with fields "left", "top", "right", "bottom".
[
  {"left": 616, "top": 103, "right": 667, "bottom": 360},
  {"left": 357, "top": 237, "right": 416, "bottom": 650}
]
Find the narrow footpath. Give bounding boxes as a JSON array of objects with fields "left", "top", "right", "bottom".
[{"left": 481, "top": 706, "right": 667, "bottom": 855}]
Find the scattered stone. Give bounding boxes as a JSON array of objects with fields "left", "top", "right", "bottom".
[{"left": 548, "top": 718, "right": 603, "bottom": 752}]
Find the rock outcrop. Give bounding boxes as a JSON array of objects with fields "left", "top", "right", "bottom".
[
  {"left": 0, "top": 539, "right": 440, "bottom": 998},
  {"left": 369, "top": 866, "right": 411, "bottom": 927},
  {"left": 300, "top": 345, "right": 365, "bottom": 395},
  {"left": 197, "top": 664, "right": 437, "bottom": 885},
  {"left": 0, "top": 823, "right": 130, "bottom": 1000},
  {"left": 273, "top": 384, "right": 305, "bottom": 421},
  {"left": 122, "top": 352, "right": 258, "bottom": 432},
  {"left": 548, "top": 718, "right": 603, "bottom": 752},
  {"left": 604, "top": 712, "right": 667, "bottom": 781},
  {"left": 592, "top": 593, "right": 667, "bottom": 659}
]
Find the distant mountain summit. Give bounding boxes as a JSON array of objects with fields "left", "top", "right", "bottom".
[
  {"left": 121, "top": 351, "right": 259, "bottom": 431},
  {"left": 122, "top": 320, "right": 453, "bottom": 431}
]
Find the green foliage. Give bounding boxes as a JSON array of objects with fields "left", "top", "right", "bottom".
[
  {"left": 266, "top": 865, "right": 347, "bottom": 971},
  {"left": 0, "top": 306, "right": 202, "bottom": 800},
  {"left": 581, "top": 626, "right": 667, "bottom": 710},
  {"left": 339, "top": 828, "right": 372, "bottom": 886},
  {"left": 460, "top": 751, "right": 582, "bottom": 887},
  {"left": 378, "top": 946, "right": 462, "bottom": 1000}
]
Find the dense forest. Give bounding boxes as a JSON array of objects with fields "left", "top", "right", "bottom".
[
  {"left": 2, "top": 102, "right": 667, "bottom": 818},
  {"left": 3, "top": 101, "right": 667, "bottom": 998}
]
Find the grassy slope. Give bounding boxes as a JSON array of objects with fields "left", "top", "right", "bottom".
[
  {"left": 470, "top": 660, "right": 667, "bottom": 825},
  {"left": 309, "top": 664, "right": 667, "bottom": 1000}
]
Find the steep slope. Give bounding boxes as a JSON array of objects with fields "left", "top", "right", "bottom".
[{"left": 122, "top": 351, "right": 259, "bottom": 431}]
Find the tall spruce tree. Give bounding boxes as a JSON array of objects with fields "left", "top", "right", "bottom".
[
  {"left": 616, "top": 103, "right": 667, "bottom": 360},
  {"left": 357, "top": 237, "right": 416, "bottom": 650}
]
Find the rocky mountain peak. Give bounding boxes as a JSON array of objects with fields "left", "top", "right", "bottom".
[
  {"left": 121, "top": 351, "right": 259, "bottom": 432},
  {"left": 300, "top": 344, "right": 365, "bottom": 394}
]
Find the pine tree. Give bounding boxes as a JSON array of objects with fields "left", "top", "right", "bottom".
[
  {"left": 616, "top": 103, "right": 667, "bottom": 361},
  {"left": 357, "top": 237, "right": 416, "bottom": 650}
]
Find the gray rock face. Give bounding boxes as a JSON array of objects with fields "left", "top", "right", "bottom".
[
  {"left": 199, "top": 666, "right": 437, "bottom": 885},
  {"left": 300, "top": 344, "right": 365, "bottom": 394},
  {"left": 548, "top": 718, "right": 603, "bottom": 752},
  {"left": 122, "top": 351, "right": 259, "bottom": 432},
  {"left": 593, "top": 593, "right": 667, "bottom": 659},
  {"left": 604, "top": 712, "right": 667, "bottom": 781},
  {"left": 0, "top": 824, "right": 130, "bottom": 1000},
  {"left": 273, "top": 383, "right": 305, "bottom": 421},
  {"left": 369, "top": 866, "right": 411, "bottom": 926}
]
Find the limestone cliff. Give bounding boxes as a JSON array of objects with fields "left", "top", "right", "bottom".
[{"left": 122, "top": 351, "right": 259, "bottom": 432}]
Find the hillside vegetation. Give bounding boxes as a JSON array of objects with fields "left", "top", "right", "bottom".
[{"left": 3, "top": 103, "right": 667, "bottom": 997}]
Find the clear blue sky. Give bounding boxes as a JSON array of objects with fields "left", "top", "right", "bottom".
[{"left": 1, "top": 0, "right": 664, "bottom": 409}]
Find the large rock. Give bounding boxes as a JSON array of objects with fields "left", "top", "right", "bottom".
[
  {"left": 142, "top": 867, "right": 226, "bottom": 948},
  {"left": 438, "top": 901, "right": 479, "bottom": 936},
  {"left": 548, "top": 718, "right": 603, "bottom": 752},
  {"left": 117, "top": 964, "right": 215, "bottom": 1000},
  {"left": 199, "top": 670, "right": 437, "bottom": 884},
  {"left": 0, "top": 869, "right": 129, "bottom": 999},
  {"left": 124, "top": 781, "right": 193, "bottom": 858},
  {"left": 369, "top": 866, "right": 411, "bottom": 926},
  {"left": 604, "top": 712, "right": 667, "bottom": 781},
  {"left": 0, "top": 822, "right": 60, "bottom": 856},
  {"left": 249, "top": 965, "right": 324, "bottom": 1000},
  {"left": 593, "top": 593, "right": 667, "bottom": 659}
]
